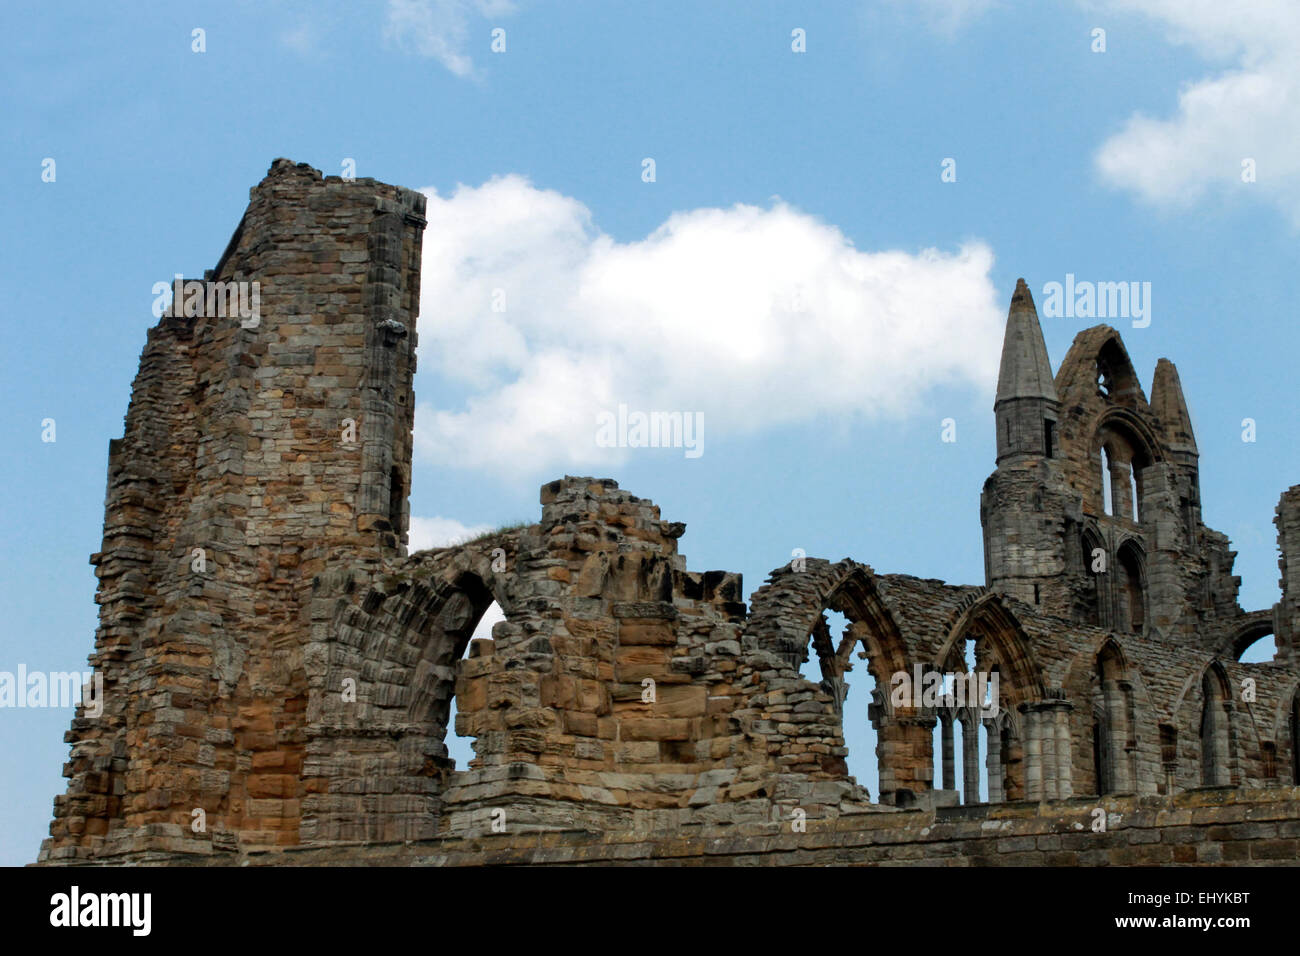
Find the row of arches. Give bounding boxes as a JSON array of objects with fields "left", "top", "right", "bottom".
[{"left": 781, "top": 568, "right": 1300, "bottom": 807}]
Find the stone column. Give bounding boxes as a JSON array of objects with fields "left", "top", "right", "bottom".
[
  {"left": 961, "top": 711, "right": 981, "bottom": 803},
  {"left": 1053, "top": 702, "right": 1074, "bottom": 798},
  {"left": 1111, "top": 459, "right": 1132, "bottom": 521},
  {"left": 985, "top": 718, "right": 1004, "bottom": 803},
  {"left": 1020, "top": 703, "right": 1043, "bottom": 801},
  {"left": 1040, "top": 705, "right": 1058, "bottom": 800},
  {"left": 877, "top": 714, "right": 936, "bottom": 802},
  {"left": 1021, "top": 696, "right": 1073, "bottom": 802},
  {"left": 940, "top": 710, "right": 955, "bottom": 791}
]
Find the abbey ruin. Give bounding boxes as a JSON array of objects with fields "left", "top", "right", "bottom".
[{"left": 38, "top": 160, "right": 1300, "bottom": 865}]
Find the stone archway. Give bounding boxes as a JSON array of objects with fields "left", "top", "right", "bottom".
[
  {"left": 745, "top": 559, "right": 917, "bottom": 803},
  {"left": 301, "top": 538, "right": 520, "bottom": 844},
  {"left": 933, "top": 593, "right": 1046, "bottom": 803}
]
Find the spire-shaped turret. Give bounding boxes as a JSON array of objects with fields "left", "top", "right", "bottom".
[
  {"left": 1150, "top": 356, "right": 1203, "bottom": 535},
  {"left": 993, "top": 279, "right": 1060, "bottom": 463},
  {"left": 981, "top": 280, "right": 1068, "bottom": 607},
  {"left": 1151, "top": 358, "right": 1198, "bottom": 457},
  {"left": 995, "top": 279, "right": 1059, "bottom": 405}
]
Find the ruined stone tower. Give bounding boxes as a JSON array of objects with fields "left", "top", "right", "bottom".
[
  {"left": 40, "top": 163, "right": 1300, "bottom": 866},
  {"left": 43, "top": 160, "right": 427, "bottom": 857},
  {"left": 980, "top": 279, "right": 1257, "bottom": 651}
]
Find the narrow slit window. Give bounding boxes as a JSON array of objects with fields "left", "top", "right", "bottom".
[{"left": 1100, "top": 447, "right": 1113, "bottom": 516}]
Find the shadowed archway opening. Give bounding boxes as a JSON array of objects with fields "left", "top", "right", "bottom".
[{"left": 1200, "top": 665, "right": 1232, "bottom": 787}]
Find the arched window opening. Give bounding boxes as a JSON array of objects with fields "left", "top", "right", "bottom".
[
  {"left": 801, "top": 610, "right": 879, "bottom": 800},
  {"left": 1092, "top": 708, "right": 1110, "bottom": 795},
  {"left": 1043, "top": 419, "right": 1055, "bottom": 458},
  {"left": 445, "top": 599, "right": 503, "bottom": 772},
  {"left": 1093, "top": 643, "right": 1134, "bottom": 794},
  {"left": 1200, "top": 669, "right": 1232, "bottom": 787},
  {"left": 931, "top": 638, "right": 989, "bottom": 805},
  {"left": 1094, "top": 419, "right": 1154, "bottom": 524},
  {"left": 1118, "top": 544, "right": 1145, "bottom": 635},
  {"left": 1100, "top": 447, "right": 1114, "bottom": 516},
  {"left": 985, "top": 705, "right": 1019, "bottom": 804},
  {"left": 1096, "top": 340, "right": 1139, "bottom": 401}
]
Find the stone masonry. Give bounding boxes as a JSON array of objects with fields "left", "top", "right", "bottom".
[{"left": 37, "top": 161, "right": 1300, "bottom": 865}]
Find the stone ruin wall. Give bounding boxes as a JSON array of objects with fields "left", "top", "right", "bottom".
[
  {"left": 43, "top": 160, "right": 426, "bottom": 858},
  {"left": 37, "top": 161, "right": 1300, "bottom": 865}
]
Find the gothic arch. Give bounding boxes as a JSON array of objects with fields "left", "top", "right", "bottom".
[
  {"left": 1199, "top": 662, "right": 1234, "bottom": 787},
  {"left": 1089, "top": 409, "right": 1163, "bottom": 522},
  {"left": 746, "top": 560, "right": 926, "bottom": 803},
  {"left": 1062, "top": 634, "right": 1157, "bottom": 795},
  {"left": 1095, "top": 335, "right": 1141, "bottom": 403},
  {"left": 746, "top": 559, "right": 911, "bottom": 715},
  {"left": 1093, "top": 639, "right": 1137, "bottom": 793},
  {"left": 1115, "top": 538, "right": 1147, "bottom": 635},
  {"left": 1220, "top": 611, "right": 1277, "bottom": 661},
  {"left": 934, "top": 592, "right": 1046, "bottom": 709},
  {"left": 1091, "top": 409, "right": 1163, "bottom": 466},
  {"left": 1079, "top": 524, "right": 1106, "bottom": 626}
]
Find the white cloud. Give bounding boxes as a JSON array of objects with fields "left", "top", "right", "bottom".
[
  {"left": 408, "top": 515, "right": 492, "bottom": 551},
  {"left": 412, "top": 175, "right": 1004, "bottom": 478},
  {"left": 383, "top": 0, "right": 516, "bottom": 77},
  {"left": 1091, "top": 1, "right": 1300, "bottom": 222}
]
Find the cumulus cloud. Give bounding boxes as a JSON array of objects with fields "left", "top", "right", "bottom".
[
  {"left": 407, "top": 515, "right": 492, "bottom": 552},
  {"left": 1091, "top": 1, "right": 1300, "bottom": 222},
  {"left": 411, "top": 175, "right": 1004, "bottom": 478},
  {"left": 383, "top": 0, "right": 515, "bottom": 77}
]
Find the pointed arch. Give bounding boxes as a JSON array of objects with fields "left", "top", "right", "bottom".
[
  {"left": 747, "top": 560, "right": 911, "bottom": 715},
  {"left": 1200, "top": 662, "right": 1234, "bottom": 787},
  {"left": 930, "top": 593, "right": 1049, "bottom": 806},
  {"left": 1080, "top": 524, "right": 1107, "bottom": 626},
  {"left": 935, "top": 592, "right": 1046, "bottom": 709},
  {"left": 1093, "top": 639, "right": 1136, "bottom": 794},
  {"left": 1095, "top": 335, "right": 1141, "bottom": 403},
  {"left": 745, "top": 559, "right": 917, "bottom": 803},
  {"left": 1116, "top": 538, "right": 1147, "bottom": 636}
]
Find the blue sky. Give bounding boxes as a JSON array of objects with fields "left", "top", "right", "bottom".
[{"left": 3, "top": 0, "right": 1299, "bottom": 864}]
